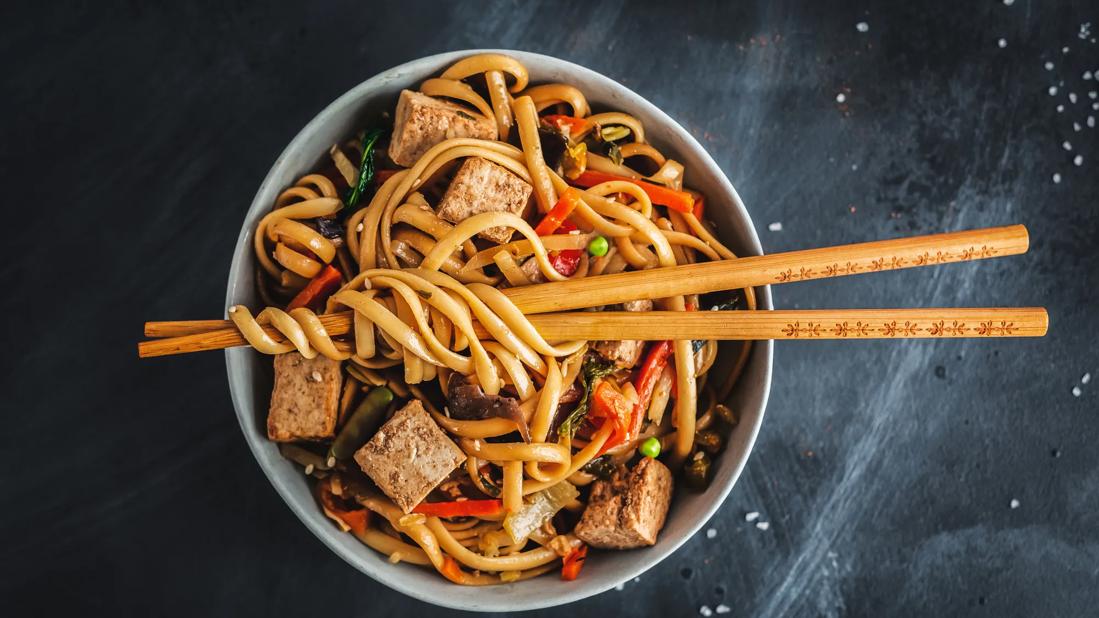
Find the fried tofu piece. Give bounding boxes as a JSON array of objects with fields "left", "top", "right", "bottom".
[
  {"left": 387, "top": 90, "right": 497, "bottom": 167},
  {"left": 435, "top": 157, "right": 533, "bottom": 244},
  {"left": 353, "top": 399, "right": 467, "bottom": 513},
  {"left": 574, "top": 457, "right": 674, "bottom": 549},
  {"left": 267, "top": 352, "right": 342, "bottom": 442},
  {"left": 593, "top": 299, "right": 654, "bottom": 369}
]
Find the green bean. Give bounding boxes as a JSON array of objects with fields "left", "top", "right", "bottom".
[{"left": 329, "top": 386, "right": 394, "bottom": 460}]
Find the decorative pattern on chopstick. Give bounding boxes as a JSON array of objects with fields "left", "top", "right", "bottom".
[
  {"left": 504, "top": 225, "right": 1028, "bottom": 314},
  {"left": 784, "top": 318, "right": 1021, "bottom": 338},
  {"left": 775, "top": 244, "right": 1000, "bottom": 283}
]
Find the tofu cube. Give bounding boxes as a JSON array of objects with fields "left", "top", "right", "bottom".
[
  {"left": 574, "top": 457, "right": 674, "bottom": 549},
  {"left": 593, "top": 299, "right": 654, "bottom": 368},
  {"left": 388, "top": 90, "right": 497, "bottom": 167},
  {"left": 353, "top": 399, "right": 467, "bottom": 513},
  {"left": 267, "top": 352, "right": 342, "bottom": 442},
  {"left": 435, "top": 157, "right": 533, "bottom": 244}
]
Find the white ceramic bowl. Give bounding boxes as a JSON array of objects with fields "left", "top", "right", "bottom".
[{"left": 225, "top": 49, "right": 773, "bottom": 612}]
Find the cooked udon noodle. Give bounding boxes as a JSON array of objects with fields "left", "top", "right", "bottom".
[{"left": 229, "top": 53, "right": 756, "bottom": 585}]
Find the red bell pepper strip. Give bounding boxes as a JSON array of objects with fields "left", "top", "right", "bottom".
[
  {"left": 549, "top": 250, "right": 582, "bottom": 277},
  {"left": 691, "top": 193, "right": 705, "bottom": 219},
  {"left": 561, "top": 544, "right": 589, "bottom": 581},
  {"left": 541, "top": 114, "right": 590, "bottom": 137},
  {"left": 570, "top": 170, "right": 696, "bottom": 214},
  {"left": 316, "top": 482, "right": 370, "bottom": 536},
  {"left": 631, "top": 340, "right": 674, "bottom": 436},
  {"left": 412, "top": 499, "right": 504, "bottom": 518},
  {"left": 590, "top": 380, "right": 633, "bottom": 455},
  {"left": 534, "top": 188, "right": 583, "bottom": 236},
  {"left": 287, "top": 264, "right": 343, "bottom": 311},
  {"left": 542, "top": 218, "right": 582, "bottom": 276}
]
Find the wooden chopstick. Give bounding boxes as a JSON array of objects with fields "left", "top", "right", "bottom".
[
  {"left": 137, "top": 308, "right": 1048, "bottom": 358},
  {"left": 145, "top": 224, "right": 1029, "bottom": 339},
  {"left": 502, "top": 224, "right": 1029, "bottom": 314}
]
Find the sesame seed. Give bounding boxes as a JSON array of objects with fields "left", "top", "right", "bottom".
[
  {"left": 326, "top": 456, "right": 336, "bottom": 468},
  {"left": 997, "top": 38, "right": 1007, "bottom": 48},
  {"left": 1074, "top": 122, "right": 1082, "bottom": 132},
  {"left": 1083, "top": 373, "right": 1092, "bottom": 384},
  {"left": 228, "top": 306, "right": 237, "bottom": 313},
  {"left": 745, "top": 511, "right": 760, "bottom": 522},
  {"left": 768, "top": 222, "right": 783, "bottom": 232},
  {"left": 312, "top": 370, "right": 323, "bottom": 382},
  {"left": 304, "top": 464, "right": 314, "bottom": 475},
  {"left": 1049, "top": 86, "right": 1059, "bottom": 96},
  {"left": 706, "top": 528, "right": 718, "bottom": 539},
  {"left": 1094, "top": 102, "right": 1099, "bottom": 110},
  {"left": 693, "top": 451, "right": 705, "bottom": 461},
  {"left": 700, "top": 606, "right": 713, "bottom": 617},
  {"left": 388, "top": 552, "right": 403, "bottom": 564},
  {"left": 355, "top": 222, "right": 364, "bottom": 232},
  {"left": 836, "top": 92, "right": 847, "bottom": 103},
  {"left": 1074, "top": 155, "right": 1083, "bottom": 166},
  {"left": 1072, "top": 386, "right": 1082, "bottom": 397},
  {"left": 1053, "top": 173, "right": 1062, "bottom": 184},
  {"left": 1086, "top": 71, "right": 1094, "bottom": 80},
  {"left": 1090, "top": 116, "right": 1097, "bottom": 128},
  {"left": 1063, "top": 141, "right": 1073, "bottom": 151},
  {"left": 1010, "top": 498, "right": 1020, "bottom": 509},
  {"left": 1090, "top": 91, "right": 1098, "bottom": 99},
  {"left": 716, "top": 606, "right": 732, "bottom": 615},
  {"left": 1045, "top": 61, "right": 1054, "bottom": 71},
  {"left": 1070, "top": 92, "right": 1078, "bottom": 104},
  {"left": 1003, "top": 0, "right": 1014, "bottom": 4},
  {"left": 1063, "top": 46, "right": 1070, "bottom": 53},
  {"left": 856, "top": 21, "right": 869, "bottom": 33},
  {"left": 756, "top": 521, "right": 770, "bottom": 531},
  {"left": 614, "top": 583, "right": 625, "bottom": 591}
]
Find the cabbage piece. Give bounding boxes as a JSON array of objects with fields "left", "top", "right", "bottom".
[{"left": 502, "top": 481, "right": 579, "bottom": 544}]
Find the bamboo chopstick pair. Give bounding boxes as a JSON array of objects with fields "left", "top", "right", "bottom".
[{"left": 138, "top": 224, "right": 1047, "bottom": 359}]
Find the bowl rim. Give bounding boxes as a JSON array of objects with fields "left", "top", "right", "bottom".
[{"left": 225, "top": 48, "right": 773, "bottom": 612}]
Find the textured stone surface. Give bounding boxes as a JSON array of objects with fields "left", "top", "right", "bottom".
[{"left": 2, "top": 1, "right": 1097, "bottom": 617}]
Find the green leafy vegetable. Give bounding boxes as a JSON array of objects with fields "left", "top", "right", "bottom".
[
  {"left": 582, "top": 456, "right": 616, "bottom": 480},
  {"left": 606, "top": 141, "right": 624, "bottom": 166},
  {"left": 556, "top": 356, "right": 616, "bottom": 440},
  {"left": 344, "top": 129, "right": 384, "bottom": 212}
]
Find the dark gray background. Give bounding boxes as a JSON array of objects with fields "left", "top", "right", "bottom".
[{"left": 2, "top": 1, "right": 1097, "bottom": 616}]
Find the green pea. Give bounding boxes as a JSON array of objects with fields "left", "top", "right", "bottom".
[
  {"left": 639, "top": 436, "right": 661, "bottom": 458},
  {"left": 587, "top": 235, "right": 609, "bottom": 257}
]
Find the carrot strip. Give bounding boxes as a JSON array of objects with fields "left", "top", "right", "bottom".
[
  {"left": 287, "top": 264, "right": 342, "bottom": 311},
  {"left": 571, "top": 170, "right": 696, "bottom": 213}
]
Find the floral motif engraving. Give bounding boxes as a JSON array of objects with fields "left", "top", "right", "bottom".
[
  {"left": 926, "top": 319, "right": 966, "bottom": 336},
  {"left": 775, "top": 244, "right": 997, "bottom": 284},
  {"left": 782, "top": 321, "right": 822, "bottom": 338},
  {"left": 977, "top": 320, "right": 1015, "bottom": 336},
  {"left": 832, "top": 321, "right": 871, "bottom": 337},
  {"left": 878, "top": 320, "right": 920, "bottom": 336}
]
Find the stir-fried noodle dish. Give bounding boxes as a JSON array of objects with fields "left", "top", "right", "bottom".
[{"left": 230, "top": 53, "right": 756, "bottom": 585}]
